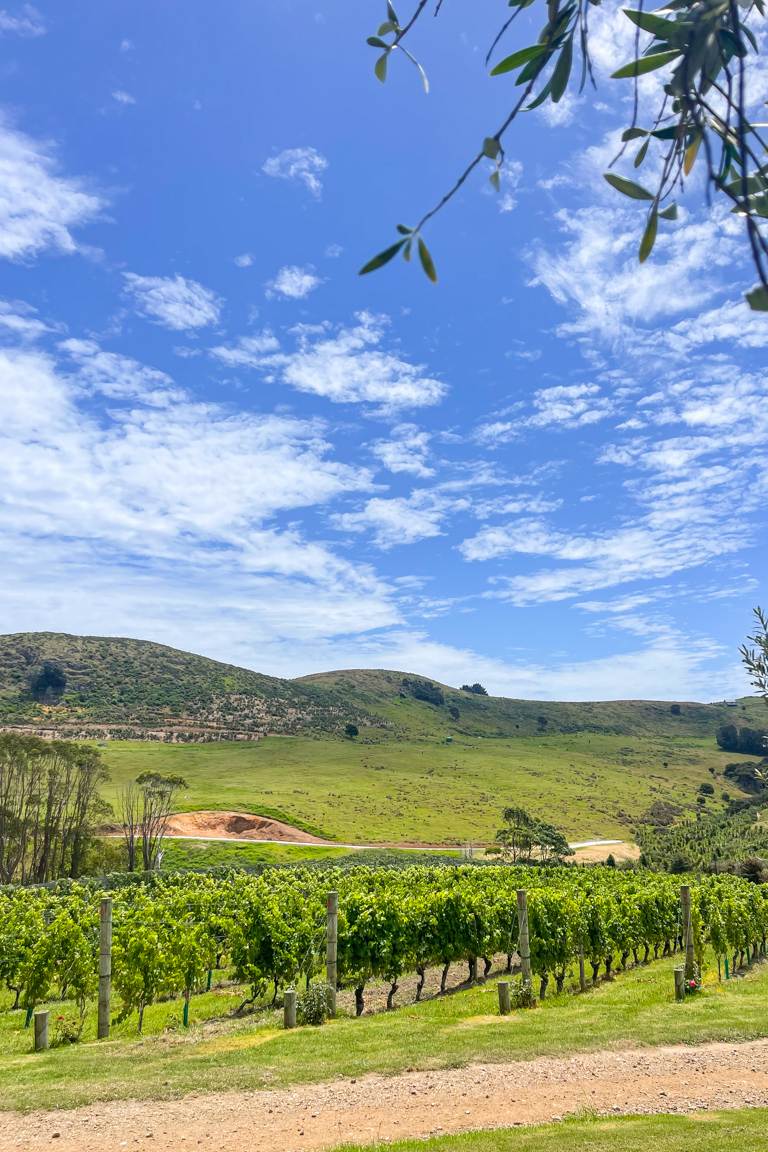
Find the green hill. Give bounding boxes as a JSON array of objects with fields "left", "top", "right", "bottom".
[
  {"left": 1, "top": 632, "right": 763, "bottom": 743},
  {"left": 1, "top": 633, "right": 766, "bottom": 844},
  {"left": 0, "top": 632, "right": 378, "bottom": 741}
]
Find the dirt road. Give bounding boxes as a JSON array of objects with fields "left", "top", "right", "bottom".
[{"left": 2, "top": 1038, "right": 766, "bottom": 1151}]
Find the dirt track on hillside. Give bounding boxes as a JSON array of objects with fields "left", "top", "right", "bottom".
[{"left": 2, "top": 1038, "right": 767, "bottom": 1151}]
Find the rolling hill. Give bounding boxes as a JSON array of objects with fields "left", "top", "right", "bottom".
[
  {"left": 1, "top": 631, "right": 764, "bottom": 742},
  {"left": 1, "top": 632, "right": 766, "bottom": 843}
]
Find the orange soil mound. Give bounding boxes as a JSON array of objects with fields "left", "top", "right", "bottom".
[
  {"left": 163, "top": 810, "right": 330, "bottom": 844},
  {"left": 572, "top": 842, "right": 640, "bottom": 864}
]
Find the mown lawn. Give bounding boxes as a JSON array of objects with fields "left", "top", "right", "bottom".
[
  {"left": 341, "top": 1110, "right": 768, "bottom": 1152},
  {"left": 1, "top": 951, "right": 767, "bottom": 1112},
  {"left": 99, "top": 730, "right": 734, "bottom": 843}
]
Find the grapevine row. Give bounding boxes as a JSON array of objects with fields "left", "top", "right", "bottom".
[{"left": 1, "top": 865, "right": 766, "bottom": 1031}]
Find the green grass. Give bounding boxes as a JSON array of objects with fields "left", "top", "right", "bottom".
[
  {"left": 100, "top": 731, "right": 742, "bottom": 843},
  {"left": 159, "top": 838, "right": 351, "bottom": 870},
  {"left": 340, "top": 1110, "right": 768, "bottom": 1152},
  {"left": 2, "top": 952, "right": 768, "bottom": 1112}
]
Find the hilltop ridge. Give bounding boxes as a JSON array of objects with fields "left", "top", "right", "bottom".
[{"left": 0, "top": 631, "right": 763, "bottom": 744}]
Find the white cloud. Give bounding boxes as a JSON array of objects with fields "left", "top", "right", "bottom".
[
  {"left": 528, "top": 383, "right": 613, "bottom": 428},
  {"left": 112, "top": 90, "right": 136, "bottom": 106},
  {"left": 59, "top": 338, "right": 184, "bottom": 407},
  {"left": 0, "top": 119, "right": 102, "bottom": 260},
  {"left": 0, "top": 5, "right": 44, "bottom": 36},
  {"left": 460, "top": 511, "right": 746, "bottom": 604},
  {"left": 265, "top": 264, "right": 321, "bottom": 300},
  {"left": 234, "top": 253, "right": 253, "bottom": 268},
  {"left": 211, "top": 312, "right": 447, "bottom": 413},
  {"left": 334, "top": 489, "right": 464, "bottom": 549},
  {"left": 262, "top": 146, "right": 328, "bottom": 199},
  {"left": 0, "top": 344, "right": 401, "bottom": 655},
  {"left": 208, "top": 332, "right": 280, "bottom": 367},
  {"left": 0, "top": 298, "right": 49, "bottom": 340},
  {"left": 253, "top": 624, "right": 745, "bottom": 702},
  {"left": 666, "top": 300, "right": 768, "bottom": 353},
  {"left": 531, "top": 197, "right": 740, "bottom": 343},
  {"left": 476, "top": 383, "right": 613, "bottom": 445},
  {"left": 123, "top": 273, "right": 222, "bottom": 330},
  {"left": 370, "top": 424, "right": 433, "bottom": 477}
]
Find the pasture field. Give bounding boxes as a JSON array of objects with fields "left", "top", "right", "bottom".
[
  {"left": 341, "top": 1111, "right": 768, "bottom": 1152},
  {"left": 100, "top": 730, "right": 738, "bottom": 843},
  {"left": 1, "top": 950, "right": 767, "bottom": 1112}
]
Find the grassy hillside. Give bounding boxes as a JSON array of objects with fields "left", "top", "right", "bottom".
[
  {"left": 0, "top": 632, "right": 375, "bottom": 740},
  {"left": 99, "top": 729, "right": 750, "bottom": 843},
  {"left": 1, "top": 632, "right": 765, "bottom": 742},
  {"left": 2, "top": 633, "right": 766, "bottom": 843}
]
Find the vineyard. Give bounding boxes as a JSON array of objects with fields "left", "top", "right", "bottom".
[{"left": 1, "top": 865, "right": 767, "bottom": 1042}]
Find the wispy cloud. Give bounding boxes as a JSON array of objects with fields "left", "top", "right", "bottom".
[
  {"left": 211, "top": 312, "right": 447, "bottom": 413},
  {"left": 0, "top": 5, "right": 44, "bottom": 36},
  {"left": 262, "top": 146, "right": 328, "bottom": 199},
  {"left": 111, "top": 89, "right": 136, "bottom": 106},
  {"left": 0, "top": 298, "right": 49, "bottom": 340},
  {"left": 123, "top": 273, "right": 222, "bottom": 330},
  {"left": 59, "top": 338, "right": 184, "bottom": 407},
  {"left": 0, "top": 119, "right": 103, "bottom": 260},
  {"left": 334, "top": 489, "right": 465, "bottom": 549}
]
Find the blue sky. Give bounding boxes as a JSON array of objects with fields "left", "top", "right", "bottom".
[{"left": 0, "top": 0, "right": 766, "bottom": 700}]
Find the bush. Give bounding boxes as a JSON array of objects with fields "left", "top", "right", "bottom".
[
  {"left": 670, "top": 704, "right": 681, "bottom": 715},
  {"left": 460, "top": 683, "right": 488, "bottom": 695},
  {"left": 344, "top": 723, "right": 359, "bottom": 738},
  {"left": 298, "top": 983, "right": 332, "bottom": 1026},
  {"left": 509, "top": 980, "right": 537, "bottom": 1009},
  {"left": 52, "top": 1014, "right": 84, "bottom": 1046},
  {"left": 698, "top": 782, "right": 715, "bottom": 796},
  {"left": 401, "top": 678, "right": 444, "bottom": 707}
]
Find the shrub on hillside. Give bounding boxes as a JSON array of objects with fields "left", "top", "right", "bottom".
[{"left": 401, "top": 678, "right": 444, "bottom": 707}]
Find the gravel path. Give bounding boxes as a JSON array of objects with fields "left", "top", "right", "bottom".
[{"left": 1, "top": 1039, "right": 767, "bottom": 1151}]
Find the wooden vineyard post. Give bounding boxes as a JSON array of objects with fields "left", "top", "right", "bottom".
[
  {"left": 674, "top": 966, "right": 685, "bottom": 1002},
  {"left": 98, "top": 896, "right": 112, "bottom": 1040},
  {"left": 284, "top": 988, "right": 297, "bottom": 1029},
  {"left": 34, "top": 1010, "right": 49, "bottom": 1052},
  {"left": 578, "top": 941, "right": 587, "bottom": 993},
  {"left": 680, "top": 885, "right": 695, "bottom": 982},
  {"left": 497, "top": 981, "right": 511, "bottom": 1015},
  {"left": 326, "top": 890, "right": 338, "bottom": 1017},
  {"left": 516, "top": 890, "right": 532, "bottom": 988}
]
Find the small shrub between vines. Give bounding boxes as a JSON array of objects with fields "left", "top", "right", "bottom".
[
  {"left": 298, "top": 983, "right": 332, "bottom": 1026},
  {"left": 510, "top": 980, "right": 537, "bottom": 1009}
]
